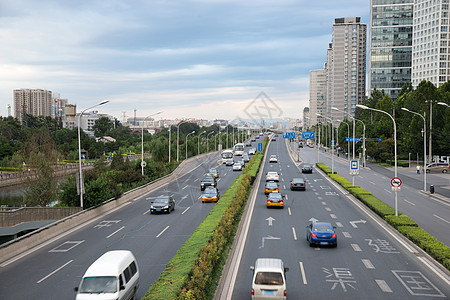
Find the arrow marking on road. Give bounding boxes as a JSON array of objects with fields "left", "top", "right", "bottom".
[
  {"left": 309, "top": 217, "right": 319, "bottom": 223},
  {"left": 266, "top": 217, "right": 276, "bottom": 226},
  {"left": 350, "top": 219, "right": 367, "bottom": 228},
  {"left": 260, "top": 236, "right": 280, "bottom": 248}
]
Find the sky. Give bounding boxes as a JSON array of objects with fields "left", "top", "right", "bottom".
[{"left": 0, "top": 0, "right": 369, "bottom": 122}]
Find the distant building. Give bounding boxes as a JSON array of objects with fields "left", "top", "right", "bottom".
[
  {"left": 309, "top": 66, "right": 328, "bottom": 125},
  {"left": 303, "top": 107, "right": 310, "bottom": 130},
  {"left": 369, "top": 0, "right": 413, "bottom": 100},
  {"left": 412, "top": 0, "right": 450, "bottom": 87},
  {"left": 14, "top": 89, "right": 52, "bottom": 124}
]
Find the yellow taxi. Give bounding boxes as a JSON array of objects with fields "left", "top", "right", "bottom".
[
  {"left": 201, "top": 187, "right": 220, "bottom": 203},
  {"left": 264, "top": 181, "right": 279, "bottom": 195},
  {"left": 267, "top": 192, "right": 284, "bottom": 208},
  {"left": 207, "top": 168, "right": 219, "bottom": 178}
]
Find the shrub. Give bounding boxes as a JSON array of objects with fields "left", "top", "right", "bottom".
[
  {"left": 356, "top": 194, "right": 396, "bottom": 217},
  {"left": 385, "top": 215, "right": 418, "bottom": 228},
  {"left": 316, "top": 163, "right": 333, "bottom": 174}
]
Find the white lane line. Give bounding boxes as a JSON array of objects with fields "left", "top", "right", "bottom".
[
  {"left": 318, "top": 196, "right": 323, "bottom": 200},
  {"left": 181, "top": 207, "right": 190, "bottom": 215},
  {"left": 37, "top": 260, "right": 73, "bottom": 284},
  {"left": 143, "top": 209, "right": 150, "bottom": 215},
  {"left": 342, "top": 232, "right": 352, "bottom": 238},
  {"left": 375, "top": 280, "right": 392, "bottom": 292},
  {"left": 156, "top": 225, "right": 170, "bottom": 238},
  {"left": 181, "top": 195, "right": 188, "bottom": 200},
  {"left": 335, "top": 222, "right": 343, "bottom": 228},
  {"left": 313, "top": 189, "right": 317, "bottom": 192},
  {"left": 223, "top": 173, "right": 227, "bottom": 176},
  {"left": 288, "top": 207, "right": 292, "bottom": 216},
  {"left": 321, "top": 201, "right": 327, "bottom": 205},
  {"left": 299, "top": 262, "right": 307, "bottom": 285},
  {"left": 351, "top": 244, "right": 362, "bottom": 252},
  {"left": 217, "top": 178, "right": 221, "bottom": 182},
  {"left": 283, "top": 185, "right": 286, "bottom": 189},
  {"left": 285, "top": 195, "right": 288, "bottom": 200},
  {"left": 315, "top": 192, "right": 319, "bottom": 196},
  {"left": 182, "top": 185, "right": 188, "bottom": 190},
  {"left": 194, "top": 178, "right": 199, "bottom": 182},
  {"left": 362, "top": 259, "right": 375, "bottom": 269},
  {"left": 325, "top": 207, "right": 331, "bottom": 212},
  {"left": 292, "top": 227, "right": 297, "bottom": 240},
  {"left": 281, "top": 178, "right": 284, "bottom": 182},
  {"left": 433, "top": 214, "right": 450, "bottom": 224},
  {"left": 330, "top": 214, "right": 337, "bottom": 219},
  {"left": 383, "top": 189, "right": 392, "bottom": 194},
  {"left": 404, "top": 199, "right": 416, "bottom": 206},
  {"left": 369, "top": 181, "right": 376, "bottom": 185},
  {"left": 107, "top": 226, "right": 125, "bottom": 239}
]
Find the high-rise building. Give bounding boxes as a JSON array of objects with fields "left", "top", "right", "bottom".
[
  {"left": 14, "top": 89, "right": 52, "bottom": 124},
  {"left": 369, "top": 0, "right": 414, "bottom": 100},
  {"left": 309, "top": 66, "right": 328, "bottom": 125},
  {"left": 303, "top": 107, "right": 310, "bottom": 130},
  {"left": 412, "top": 0, "right": 450, "bottom": 87},
  {"left": 328, "top": 17, "right": 367, "bottom": 121}
]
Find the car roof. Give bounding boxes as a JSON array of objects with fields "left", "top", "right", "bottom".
[
  {"left": 254, "top": 258, "right": 284, "bottom": 272},
  {"left": 267, "top": 171, "right": 278, "bottom": 174},
  {"left": 83, "top": 250, "right": 135, "bottom": 277},
  {"left": 312, "top": 222, "right": 333, "bottom": 227},
  {"left": 291, "top": 178, "right": 304, "bottom": 182}
]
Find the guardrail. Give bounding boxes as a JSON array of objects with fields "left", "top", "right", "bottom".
[{"left": 0, "top": 207, "right": 82, "bottom": 227}]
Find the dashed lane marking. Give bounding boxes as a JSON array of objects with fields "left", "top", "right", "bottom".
[
  {"left": 362, "top": 259, "right": 375, "bottom": 269},
  {"left": 351, "top": 244, "right": 362, "bottom": 252},
  {"left": 342, "top": 232, "right": 352, "bottom": 238},
  {"left": 375, "top": 280, "right": 392, "bottom": 293}
]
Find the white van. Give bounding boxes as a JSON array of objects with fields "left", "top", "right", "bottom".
[
  {"left": 250, "top": 258, "right": 288, "bottom": 299},
  {"left": 75, "top": 250, "right": 139, "bottom": 300}
]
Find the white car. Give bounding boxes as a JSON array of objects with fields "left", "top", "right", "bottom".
[
  {"left": 269, "top": 155, "right": 278, "bottom": 163},
  {"left": 249, "top": 148, "right": 256, "bottom": 155},
  {"left": 233, "top": 162, "right": 243, "bottom": 171},
  {"left": 266, "top": 171, "right": 279, "bottom": 182},
  {"left": 225, "top": 159, "right": 235, "bottom": 166}
]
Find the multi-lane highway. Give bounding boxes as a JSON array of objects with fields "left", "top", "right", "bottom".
[
  {"left": 0, "top": 142, "right": 261, "bottom": 299},
  {"left": 221, "top": 136, "right": 449, "bottom": 299}
]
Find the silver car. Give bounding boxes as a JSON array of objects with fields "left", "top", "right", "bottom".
[{"left": 426, "top": 163, "right": 449, "bottom": 173}]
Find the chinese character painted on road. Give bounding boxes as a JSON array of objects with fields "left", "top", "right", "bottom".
[
  {"left": 322, "top": 267, "right": 356, "bottom": 292},
  {"left": 366, "top": 239, "right": 400, "bottom": 254}
]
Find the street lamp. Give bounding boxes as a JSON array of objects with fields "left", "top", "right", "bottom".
[
  {"left": 141, "top": 111, "right": 163, "bottom": 176},
  {"left": 198, "top": 131, "right": 206, "bottom": 155},
  {"left": 402, "top": 107, "right": 427, "bottom": 192},
  {"left": 207, "top": 131, "right": 215, "bottom": 152},
  {"left": 186, "top": 131, "right": 195, "bottom": 159},
  {"left": 177, "top": 120, "right": 188, "bottom": 161},
  {"left": 78, "top": 100, "right": 109, "bottom": 209},
  {"left": 317, "top": 113, "right": 335, "bottom": 174},
  {"left": 357, "top": 104, "right": 399, "bottom": 216}
]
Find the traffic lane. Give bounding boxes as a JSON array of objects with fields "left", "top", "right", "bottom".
[
  {"left": 299, "top": 146, "right": 450, "bottom": 247},
  {"left": 231, "top": 144, "right": 450, "bottom": 299},
  {"left": 0, "top": 154, "right": 238, "bottom": 299}
]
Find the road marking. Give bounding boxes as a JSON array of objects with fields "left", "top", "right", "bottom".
[
  {"left": 194, "top": 178, "right": 199, "bottom": 182},
  {"left": 181, "top": 207, "right": 190, "bottom": 215},
  {"left": 318, "top": 196, "right": 323, "bottom": 200},
  {"left": 285, "top": 195, "right": 288, "bottom": 200},
  {"left": 299, "top": 262, "right": 307, "bottom": 285},
  {"left": 288, "top": 207, "right": 292, "bottom": 215},
  {"left": 433, "top": 214, "right": 450, "bottom": 224},
  {"left": 361, "top": 259, "right": 375, "bottom": 269},
  {"left": 283, "top": 185, "right": 286, "bottom": 189},
  {"left": 330, "top": 214, "right": 337, "bottom": 219},
  {"left": 320, "top": 186, "right": 331, "bottom": 190},
  {"left": 383, "top": 188, "right": 392, "bottom": 194},
  {"left": 156, "top": 225, "right": 170, "bottom": 238},
  {"left": 351, "top": 244, "right": 362, "bottom": 251},
  {"left": 342, "top": 232, "right": 352, "bottom": 238},
  {"left": 291, "top": 227, "right": 297, "bottom": 240},
  {"left": 107, "top": 226, "right": 125, "bottom": 239},
  {"left": 325, "top": 207, "right": 331, "bottom": 211},
  {"left": 375, "top": 280, "right": 392, "bottom": 292},
  {"left": 321, "top": 201, "right": 327, "bottom": 205},
  {"left": 181, "top": 195, "right": 188, "bottom": 200},
  {"left": 315, "top": 192, "right": 319, "bottom": 196},
  {"left": 280, "top": 173, "right": 283, "bottom": 176},
  {"left": 217, "top": 178, "right": 221, "bottom": 182},
  {"left": 143, "top": 209, "right": 150, "bottom": 215},
  {"left": 369, "top": 181, "right": 376, "bottom": 185},
  {"left": 404, "top": 199, "right": 416, "bottom": 206},
  {"left": 49, "top": 241, "right": 84, "bottom": 253},
  {"left": 281, "top": 178, "right": 284, "bottom": 182},
  {"left": 392, "top": 270, "right": 445, "bottom": 297},
  {"left": 182, "top": 185, "right": 188, "bottom": 189},
  {"left": 335, "top": 222, "right": 343, "bottom": 228},
  {"left": 37, "top": 260, "right": 73, "bottom": 284},
  {"left": 313, "top": 189, "right": 317, "bottom": 192}
]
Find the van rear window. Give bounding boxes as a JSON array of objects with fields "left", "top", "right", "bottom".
[
  {"left": 255, "top": 272, "right": 283, "bottom": 285},
  {"left": 80, "top": 276, "right": 117, "bottom": 293}
]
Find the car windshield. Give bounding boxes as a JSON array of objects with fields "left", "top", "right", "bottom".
[
  {"left": 203, "top": 187, "right": 217, "bottom": 194},
  {"left": 266, "top": 182, "right": 278, "bottom": 188},
  {"left": 303, "top": 164, "right": 312, "bottom": 168},
  {"left": 268, "top": 172, "right": 278, "bottom": 176},
  {"left": 269, "top": 193, "right": 282, "bottom": 200},
  {"left": 209, "top": 169, "right": 217, "bottom": 174},
  {"left": 203, "top": 177, "right": 214, "bottom": 182},
  {"left": 79, "top": 276, "right": 117, "bottom": 293},
  {"left": 292, "top": 178, "right": 304, "bottom": 183},
  {"left": 255, "top": 272, "right": 284, "bottom": 285},
  {"left": 314, "top": 225, "right": 333, "bottom": 232},
  {"left": 271, "top": 155, "right": 276, "bottom": 158},
  {"left": 154, "top": 197, "right": 169, "bottom": 204}
]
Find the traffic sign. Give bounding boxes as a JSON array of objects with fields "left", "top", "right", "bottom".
[
  {"left": 258, "top": 143, "right": 263, "bottom": 152},
  {"left": 378, "top": 137, "right": 382, "bottom": 142},
  {"left": 141, "top": 161, "right": 147, "bottom": 167},
  {"left": 331, "top": 140, "right": 335, "bottom": 146},
  {"left": 346, "top": 138, "right": 361, "bottom": 142},
  {"left": 391, "top": 177, "right": 402, "bottom": 187},
  {"left": 349, "top": 160, "right": 360, "bottom": 175},
  {"left": 302, "top": 132, "right": 315, "bottom": 139},
  {"left": 283, "top": 132, "right": 296, "bottom": 139}
]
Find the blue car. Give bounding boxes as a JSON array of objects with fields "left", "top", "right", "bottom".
[{"left": 306, "top": 222, "right": 337, "bottom": 247}]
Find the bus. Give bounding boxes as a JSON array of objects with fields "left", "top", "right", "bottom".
[
  {"left": 233, "top": 143, "right": 245, "bottom": 156},
  {"left": 221, "top": 149, "right": 234, "bottom": 163}
]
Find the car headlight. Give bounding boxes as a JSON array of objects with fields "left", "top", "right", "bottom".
[
  {"left": 162, "top": 205, "right": 169, "bottom": 209},
  {"left": 150, "top": 205, "right": 155, "bottom": 209}
]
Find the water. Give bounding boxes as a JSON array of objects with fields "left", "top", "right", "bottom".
[{"left": 0, "top": 185, "right": 25, "bottom": 207}]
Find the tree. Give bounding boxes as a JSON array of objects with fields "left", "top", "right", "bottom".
[{"left": 93, "top": 116, "right": 115, "bottom": 137}]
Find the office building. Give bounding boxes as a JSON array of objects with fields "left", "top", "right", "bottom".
[
  {"left": 309, "top": 66, "right": 328, "bottom": 125},
  {"left": 14, "top": 89, "right": 52, "bottom": 124},
  {"left": 412, "top": 0, "right": 450, "bottom": 87},
  {"left": 303, "top": 107, "right": 310, "bottom": 131},
  {"left": 369, "top": 0, "right": 414, "bottom": 100}
]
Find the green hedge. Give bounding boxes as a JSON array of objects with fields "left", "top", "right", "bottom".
[
  {"left": 385, "top": 215, "right": 418, "bottom": 227},
  {"left": 316, "top": 163, "right": 333, "bottom": 174},
  {"left": 356, "top": 194, "right": 397, "bottom": 217},
  {"left": 143, "top": 137, "right": 267, "bottom": 299}
]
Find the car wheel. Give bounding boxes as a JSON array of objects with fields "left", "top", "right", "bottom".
[
  {"left": 426, "top": 169, "right": 430, "bottom": 173},
  {"left": 309, "top": 241, "right": 314, "bottom": 247},
  {"left": 443, "top": 169, "right": 448, "bottom": 173}
]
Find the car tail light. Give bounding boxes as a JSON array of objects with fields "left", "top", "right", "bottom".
[
  {"left": 252, "top": 288, "right": 254, "bottom": 296},
  {"left": 284, "top": 290, "right": 287, "bottom": 297},
  {"left": 267, "top": 199, "right": 270, "bottom": 203},
  {"left": 332, "top": 234, "right": 336, "bottom": 238},
  {"left": 311, "top": 232, "right": 317, "bottom": 237},
  {"left": 281, "top": 199, "right": 284, "bottom": 203}
]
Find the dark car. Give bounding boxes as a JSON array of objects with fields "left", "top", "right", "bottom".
[
  {"left": 272, "top": 138, "right": 276, "bottom": 141},
  {"left": 306, "top": 222, "right": 337, "bottom": 247},
  {"left": 200, "top": 176, "right": 217, "bottom": 190},
  {"left": 246, "top": 141, "right": 252, "bottom": 147},
  {"left": 150, "top": 196, "right": 175, "bottom": 214},
  {"left": 290, "top": 178, "right": 306, "bottom": 191},
  {"left": 301, "top": 164, "right": 313, "bottom": 173},
  {"left": 201, "top": 187, "right": 220, "bottom": 203}
]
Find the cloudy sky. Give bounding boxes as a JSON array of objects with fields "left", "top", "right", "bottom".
[{"left": 0, "top": 0, "right": 369, "bottom": 121}]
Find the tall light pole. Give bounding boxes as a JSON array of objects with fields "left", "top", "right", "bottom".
[
  {"left": 177, "top": 120, "right": 188, "bottom": 162},
  {"left": 198, "top": 131, "right": 206, "bottom": 155},
  {"left": 214, "top": 132, "right": 218, "bottom": 151},
  {"left": 357, "top": 104, "right": 399, "bottom": 216},
  {"left": 168, "top": 126, "right": 171, "bottom": 163},
  {"left": 207, "top": 131, "right": 214, "bottom": 152},
  {"left": 317, "top": 113, "right": 335, "bottom": 174},
  {"left": 186, "top": 131, "right": 195, "bottom": 159},
  {"left": 141, "top": 111, "right": 163, "bottom": 176},
  {"left": 226, "top": 124, "right": 229, "bottom": 149},
  {"left": 78, "top": 100, "right": 109, "bottom": 209},
  {"left": 402, "top": 107, "right": 427, "bottom": 192}
]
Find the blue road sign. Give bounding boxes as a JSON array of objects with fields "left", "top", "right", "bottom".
[
  {"left": 258, "top": 143, "right": 263, "bottom": 152},
  {"left": 378, "top": 138, "right": 382, "bottom": 142},
  {"left": 283, "top": 132, "right": 296, "bottom": 139},
  {"left": 351, "top": 160, "right": 359, "bottom": 170},
  {"left": 331, "top": 140, "right": 335, "bottom": 146},
  {"left": 302, "top": 132, "right": 315, "bottom": 139},
  {"left": 345, "top": 138, "right": 361, "bottom": 142}
]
